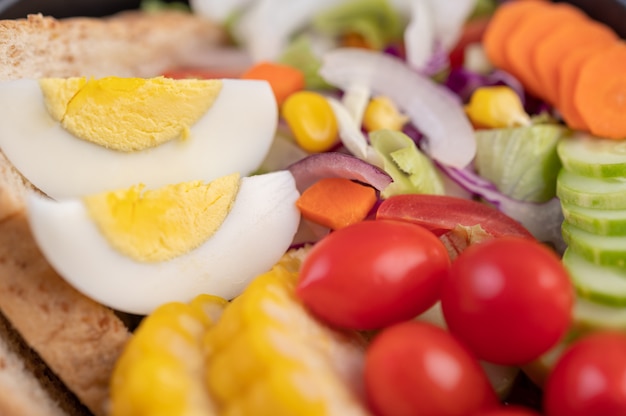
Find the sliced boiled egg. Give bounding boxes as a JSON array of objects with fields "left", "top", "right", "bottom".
[
  {"left": 27, "top": 171, "right": 300, "bottom": 315},
  {"left": 0, "top": 77, "right": 277, "bottom": 199}
]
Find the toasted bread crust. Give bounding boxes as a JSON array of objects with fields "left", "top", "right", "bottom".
[
  {"left": 0, "top": 10, "right": 225, "bottom": 80},
  {"left": 0, "top": 311, "right": 90, "bottom": 416},
  {"left": 0, "top": 155, "right": 131, "bottom": 415}
]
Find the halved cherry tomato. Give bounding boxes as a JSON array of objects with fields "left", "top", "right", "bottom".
[
  {"left": 440, "top": 237, "right": 574, "bottom": 365},
  {"left": 376, "top": 194, "right": 533, "bottom": 239},
  {"left": 365, "top": 321, "right": 498, "bottom": 416},
  {"left": 543, "top": 331, "right": 626, "bottom": 416},
  {"left": 296, "top": 219, "right": 450, "bottom": 330}
]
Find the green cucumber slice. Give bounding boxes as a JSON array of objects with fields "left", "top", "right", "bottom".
[
  {"left": 556, "top": 169, "right": 626, "bottom": 209},
  {"left": 557, "top": 132, "right": 626, "bottom": 178},
  {"left": 562, "top": 221, "right": 626, "bottom": 267},
  {"left": 573, "top": 297, "right": 626, "bottom": 332},
  {"left": 563, "top": 248, "right": 626, "bottom": 307},
  {"left": 561, "top": 203, "right": 626, "bottom": 235}
]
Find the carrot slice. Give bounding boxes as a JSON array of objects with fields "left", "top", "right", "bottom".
[
  {"left": 240, "top": 61, "right": 305, "bottom": 106},
  {"left": 532, "top": 21, "right": 617, "bottom": 104},
  {"left": 574, "top": 42, "right": 626, "bottom": 140},
  {"left": 504, "top": 3, "right": 588, "bottom": 98},
  {"left": 482, "top": 0, "right": 550, "bottom": 72},
  {"left": 557, "top": 44, "right": 615, "bottom": 131},
  {"left": 295, "top": 177, "right": 377, "bottom": 230}
]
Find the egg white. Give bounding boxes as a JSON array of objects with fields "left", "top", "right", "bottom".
[
  {"left": 0, "top": 78, "right": 277, "bottom": 199},
  {"left": 27, "top": 171, "right": 300, "bottom": 315}
]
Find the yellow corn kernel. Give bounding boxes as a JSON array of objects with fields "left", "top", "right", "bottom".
[
  {"left": 203, "top": 249, "right": 370, "bottom": 416},
  {"left": 281, "top": 91, "right": 339, "bottom": 153},
  {"left": 465, "top": 85, "right": 531, "bottom": 128},
  {"left": 363, "top": 96, "right": 409, "bottom": 132},
  {"left": 110, "top": 295, "right": 227, "bottom": 416}
]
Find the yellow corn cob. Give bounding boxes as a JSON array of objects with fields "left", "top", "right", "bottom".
[
  {"left": 203, "top": 248, "right": 371, "bottom": 416},
  {"left": 109, "top": 294, "right": 228, "bottom": 416}
]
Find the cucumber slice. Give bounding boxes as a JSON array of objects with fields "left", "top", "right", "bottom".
[
  {"left": 474, "top": 124, "right": 564, "bottom": 202},
  {"left": 573, "top": 297, "right": 626, "bottom": 332},
  {"left": 561, "top": 203, "right": 626, "bottom": 235},
  {"left": 563, "top": 248, "right": 626, "bottom": 307},
  {"left": 557, "top": 131, "right": 626, "bottom": 178},
  {"left": 562, "top": 221, "right": 626, "bottom": 267},
  {"left": 556, "top": 169, "right": 626, "bottom": 209}
]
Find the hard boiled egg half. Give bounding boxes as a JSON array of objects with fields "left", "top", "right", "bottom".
[
  {"left": 0, "top": 76, "right": 277, "bottom": 199},
  {"left": 27, "top": 170, "right": 300, "bottom": 315}
]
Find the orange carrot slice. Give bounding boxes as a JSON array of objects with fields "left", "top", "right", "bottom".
[
  {"left": 557, "top": 44, "right": 615, "bottom": 131},
  {"left": 482, "top": 0, "right": 549, "bottom": 72},
  {"left": 574, "top": 42, "right": 626, "bottom": 140},
  {"left": 504, "top": 2, "right": 588, "bottom": 98},
  {"left": 240, "top": 61, "right": 305, "bottom": 106},
  {"left": 532, "top": 21, "right": 617, "bottom": 104},
  {"left": 295, "top": 177, "right": 377, "bottom": 230}
]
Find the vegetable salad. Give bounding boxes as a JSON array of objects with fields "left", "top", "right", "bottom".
[{"left": 112, "top": 0, "right": 626, "bottom": 415}]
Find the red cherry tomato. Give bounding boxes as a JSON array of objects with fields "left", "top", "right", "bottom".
[
  {"left": 376, "top": 194, "right": 533, "bottom": 239},
  {"left": 543, "top": 331, "right": 626, "bottom": 416},
  {"left": 479, "top": 405, "right": 542, "bottom": 416},
  {"left": 440, "top": 237, "right": 574, "bottom": 365},
  {"left": 365, "top": 321, "right": 498, "bottom": 416},
  {"left": 296, "top": 219, "right": 450, "bottom": 330}
]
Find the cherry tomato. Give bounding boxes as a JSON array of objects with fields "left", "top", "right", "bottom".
[
  {"left": 296, "top": 219, "right": 450, "bottom": 330},
  {"left": 478, "top": 405, "right": 542, "bottom": 416},
  {"left": 376, "top": 194, "right": 533, "bottom": 239},
  {"left": 543, "top": 331, "right": 626, "bottom": 416},
  {"left": 365, "top": 321, "right": 498, "bottom": 416},
  {"left": 440, "top": 237, "right": 574, "bottom": 365}
]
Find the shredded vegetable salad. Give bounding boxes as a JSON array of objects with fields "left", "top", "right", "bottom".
[{"left": 109, "top": 0, "right": 626, "bottom": 414}]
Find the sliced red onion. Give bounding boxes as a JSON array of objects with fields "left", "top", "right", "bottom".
[
  {"left": 438, "top": 164, "right": 566, "bottom": 253},
  {"left": 286, "top": 152, "right": 393, "bottom": 194},
  {"left": 319, "top": 48, "right": 476, "bottom": 168}
]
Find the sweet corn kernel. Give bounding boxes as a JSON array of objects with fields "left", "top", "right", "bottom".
[
  {"left": 281, "top": 91, "right": 339, "bottom": 153},
  {"left": 109, "top": 295, "right": 227, "bottom": 416},
  {"left": 362, "top": 96, "right": 409, "bottom": 132},
  {"left": 202, "top": 252, "right": 370, "bottom": 416},
  {"left": 465, "top": 85, "right": 531, "bottom": 128}
]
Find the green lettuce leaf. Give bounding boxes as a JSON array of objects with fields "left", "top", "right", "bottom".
[
  {"left": 370, "top": 129, "right": 445, "bottom": 198},
  {"left": 312, "top": 0, "right": 404, "bottom": 50},
  {"left": 474, "top": 123, "right": 567, "bottom": 202},
  {"left": 278, "top": 35, "right": 332, "bottom": 90}
]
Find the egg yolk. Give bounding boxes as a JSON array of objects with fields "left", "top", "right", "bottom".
[
  {"left": 83, "top": 173, "right": 240, "bottom": 262},
  {"left": 39, "top": 76, "right": 223, "bottom": 151}
]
